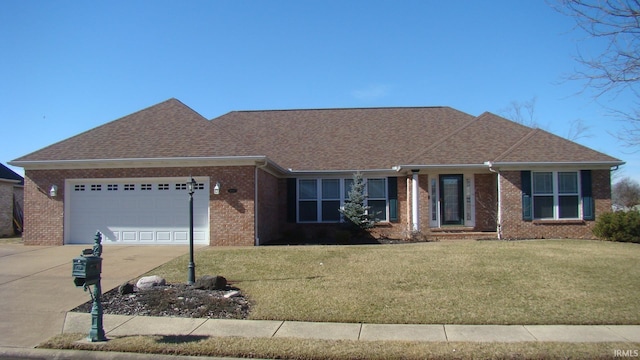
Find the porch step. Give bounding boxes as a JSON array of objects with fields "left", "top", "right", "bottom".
[{"left": 429, "top": 230, "right": 498, "bottom": 241}]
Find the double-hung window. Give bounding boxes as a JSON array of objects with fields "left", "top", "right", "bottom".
[
  {"left": 367, "top": 179, "right": 387, "bottom": 221},
  {"left": 297, "top": 178, "right": 389, "bottom": 223},
  {"left": 322, "top": 179, "right": 341, "bottom": 222},
  {"left": 532, "top": 171, "right": 580, "bottom": 220},
  {"left": 298, "top": 180, "right": 318, "bottom": 222}
]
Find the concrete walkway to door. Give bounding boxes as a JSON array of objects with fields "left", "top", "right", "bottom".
[{"left": 0, "top": 242, "right": 193, "bottom": 348}]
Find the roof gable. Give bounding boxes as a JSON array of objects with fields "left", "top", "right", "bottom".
[
  {"left": 406, "top": 112, "right": 536, "bottom": 165},
  {"left": 494, "top": 127, "right": 619, "bottom": 163},
  {"left": 13, "top": 98, "right": 254, "bottom": 162}
]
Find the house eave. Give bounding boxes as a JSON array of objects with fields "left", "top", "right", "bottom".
[
  {"left": 0, "top": 178, "right": 21, "bottom": 185},
  {"left": 286, "top": 168, "right": 399, "bottom": 177},
  {"left": 9, "top": 156, "right": 275, "bottom": 170},
  {"left": 393, "top": 164, "right": 489, "bottom": 173},
  {"left": 485, "top": 160, "right": 625, "bottom": 170}
]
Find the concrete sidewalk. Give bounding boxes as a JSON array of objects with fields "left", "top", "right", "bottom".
[{"left": 64, "top": 313, "right": 640, "bottom": 343}]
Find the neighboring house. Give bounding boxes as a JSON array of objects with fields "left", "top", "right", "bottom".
[
  {"left": 10, "top": 98, "right": 623, "bottom": 246},
  {"left": 0, "top": 163, "right": 24, "bottom": 237}
]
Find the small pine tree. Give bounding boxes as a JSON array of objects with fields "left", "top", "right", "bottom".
[{"left": 339, "top": 172, "right": 376, "bottom": 231}]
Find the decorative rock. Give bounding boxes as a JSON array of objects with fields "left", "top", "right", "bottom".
[
  {"left": 118, "top": 282, "right": 135, "bottom": 295},
  {"left": 194, "top": 275, "right": 227, "bottom": 290},
  {"left": 136, "top": 275, "right": 166, "bottom": 290},
  {"left": 224, "top": 290, "right": 240, "bottom": 298}
]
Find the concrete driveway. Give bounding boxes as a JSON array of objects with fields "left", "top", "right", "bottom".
[{"left": 0, "top": 243, "right": 191, "bottom": 348}]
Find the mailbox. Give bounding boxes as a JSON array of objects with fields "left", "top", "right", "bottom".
[{"left": 72, "top": 256, "right": 102, "bottom": 287}]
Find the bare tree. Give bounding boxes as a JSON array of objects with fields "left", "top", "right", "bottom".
[
  {"left": 554, "top": 0, "right": 640, "bottom": 147},
  {"left": 566, "top": 118, "right": 593, "bottom": 141},
  {"left": 612, "top": 176, "right": 640, "bottom": 209},
  {"left": 501, "top": 96, "right": 592, "bottom": 140},
  {"left": 500, "top": 97, "right": 539, "bottom": 128}
]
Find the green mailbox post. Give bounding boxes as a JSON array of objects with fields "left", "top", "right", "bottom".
[{"left": 72, "top": 231, "right": 106, "bottom": 342}]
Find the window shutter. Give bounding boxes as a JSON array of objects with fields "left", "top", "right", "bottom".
[
  {"left": 581, "top": 170, "right": 594, "bottom": 220},
  {"left": 521, "top": 171, "right": 532, "bottom": 221},
  {"left": 388, "top": 177, "right": 398, "bottom": 222},
  {"left": 287, "top": 178, "right": 297, "bottom": 223}
]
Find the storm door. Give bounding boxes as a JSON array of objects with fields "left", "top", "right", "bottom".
[{"left": 439, "top": 174, "right": 464, "bottom": 225}]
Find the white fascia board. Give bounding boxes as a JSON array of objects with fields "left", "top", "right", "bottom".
[
  {"left": 286, "top": 168, "right": 399, "bottom": 177},
  {"left": 9, "top": 156, "right": 272, "bottom": 170},
  {"left": 394, "top": 160, "right": 625, "bottom": 174},
  {"left": 393, "top": 164, "right": 490, "bottom": 173},
  {"left": 487, "top": 161, "right": 625, "bottom": 171}
]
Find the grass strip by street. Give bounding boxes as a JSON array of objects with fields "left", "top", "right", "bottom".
[
  {"left": 0, "top": 236, "right": 23, "bottom": 244},
  {"left": 149, "top": 240, "right": 640, "bottom": 325},
  {"left": 40, "top": 333, "right": 639, "bottom": 360}
]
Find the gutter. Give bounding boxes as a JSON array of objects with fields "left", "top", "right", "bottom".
[
  {"left": 392, "top": 164, "right": 489, "bottom": 173},
  {"left": 9, "top": 156, "right": 274, "bottom": 170},
  {"left": 393, "top": 160, "right": 625, "bottom": 173},
  {"left": 286, "top": 168, "right": 396, "bottom": 176},
  {"left": 486, "top": 161, "right": 625, "bottom": 169}
]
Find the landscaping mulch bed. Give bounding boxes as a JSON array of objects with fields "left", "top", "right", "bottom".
[{"left": 71, "top": 283, "right": 251, "bottom": 319}]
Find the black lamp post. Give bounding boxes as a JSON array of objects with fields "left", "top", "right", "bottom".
[{"left": 187, "top": 177, "right": 196, "bottom": 285}]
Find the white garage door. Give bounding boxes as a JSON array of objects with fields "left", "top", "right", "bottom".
[{"left": 65, "top": 177, "right": 209, "bottom": 245}]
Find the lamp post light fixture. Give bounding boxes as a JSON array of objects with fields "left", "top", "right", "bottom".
[{"left": 187, "top": 177, "right": 197, "bottom": 285}]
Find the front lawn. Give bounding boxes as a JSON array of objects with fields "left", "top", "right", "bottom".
[{"left": 151, "top": 239, "right": 640, "bottom": 325}]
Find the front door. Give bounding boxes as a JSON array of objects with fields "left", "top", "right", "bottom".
[{"left": 440, "top": 175, "right": 464, "bottom": 225}]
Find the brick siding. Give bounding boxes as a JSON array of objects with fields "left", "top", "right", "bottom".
[
  {"left": 23, "top": 167, "right": 257, "bottom": 246},
  {"left": 256, "top": 169, "right": 280, "bottom": 245},
  {"left": 499, "top": 170, "right": 611, "bottom": 239},
  {"left": 474, "top": 173, "right": 498, "bottom": 232},
  {"left": 22, "top": 166, "right": 612, "bottom": 246}
]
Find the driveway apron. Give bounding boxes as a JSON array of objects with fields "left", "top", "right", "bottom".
[{"left": 0, "top": 244, "right": 190, "bottom": 348}]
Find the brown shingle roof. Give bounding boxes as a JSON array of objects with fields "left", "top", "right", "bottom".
[
  {"left": 212, "top": 107, "right": 475, "bottom": 170},
  {"left": 14, "top": 98, "right": 254, "bottom": 161},
  {"left": 494, "top": 127, "right": 618, "bottom": 163},
  {"left": 13, "top": 98, "right": 622, "bottom": 170}
]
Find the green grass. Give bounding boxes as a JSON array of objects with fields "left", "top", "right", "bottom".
[
  {"left": 150, "top": 239, "right": 640, "bottom": 325},
  {"left": 40, "top": 333, "right": 640, "bottom": 360}
]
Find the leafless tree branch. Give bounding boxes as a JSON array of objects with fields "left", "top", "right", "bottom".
[{"left": 554, "top": 0, "right": 640, "bottom": 146}]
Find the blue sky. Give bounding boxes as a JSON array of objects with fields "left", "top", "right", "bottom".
[{"left": 1, "top": 1, "right": 638, "bottom": 181}]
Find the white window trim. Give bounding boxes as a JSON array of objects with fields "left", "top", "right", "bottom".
[
  {"left": 532, "top": 171, "right": 582, "bottom": 220},
  {"left": 296, "top": 177, "right": 389, "bottom": 223}
]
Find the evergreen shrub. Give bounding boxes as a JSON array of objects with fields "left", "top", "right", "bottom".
[{"left": 592, "top": 210, "right": 640, "bottom": 243}]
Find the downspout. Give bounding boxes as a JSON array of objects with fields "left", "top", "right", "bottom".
[
  {"left": 406, "top": 175, "right": 412, "bottom": 236},
  {"left": 486, "top": 162, "right": 502, "bottom": 240},
  {"left": 411, "top": 170, "right": 420, "bottom": 232},
  {"left": 254, "top": 160, "right": 268, "bottom": 246}
]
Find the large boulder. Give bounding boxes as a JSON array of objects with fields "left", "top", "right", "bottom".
[
  {"left": 136, "top": 275, "right": 166, "bottom": 290},
  {"left": 194, "top": 275, "right": 227, "bottom": 290}
]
